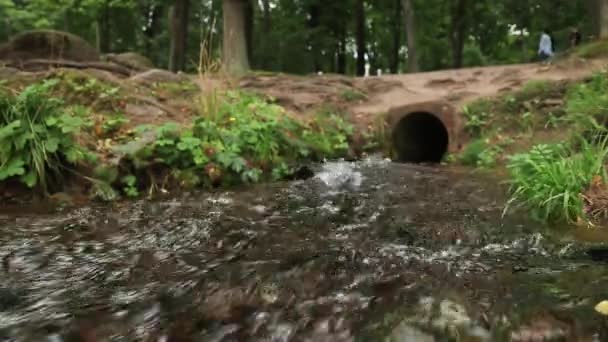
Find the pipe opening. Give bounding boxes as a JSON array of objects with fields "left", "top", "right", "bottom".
[{"left": 392, "top": 111, "right": 449, "bottom": 163}]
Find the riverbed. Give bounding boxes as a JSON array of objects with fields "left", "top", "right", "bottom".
[{"left": 0, "top": 158, "right": 606, "bottom": 341}]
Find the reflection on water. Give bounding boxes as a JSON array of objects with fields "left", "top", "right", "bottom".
[{"left": 0, "top": 158, "right": 606, "bottom": 341}]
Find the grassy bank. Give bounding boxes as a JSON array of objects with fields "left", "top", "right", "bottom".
[
  {"left": 454, "top": 71, "right": 608, "bottom": 226},
  {"left": 0, "top": 72, "right": 359, "bottom": 203}
]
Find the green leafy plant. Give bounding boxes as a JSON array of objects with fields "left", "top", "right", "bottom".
[
  {"left": 341, "top": 89, "right": 367, "bottom": 102},
  {"left": 505, "top": 137, "right": 608, "bottom": 224},
  {"left": 0, "top": 80, "right": 93, "bottom": 193},
  {"left": 457, "top": 138, "right": 503, "bottom": 168},
  {"left": 462, "top": 100, "right": 493, "bottom": 137},
  {"left": 102, "top": 114, "right": 129, "bottom": 135},
  {"left": 120, "top": 90, "right": 354, "bottom": 192}
]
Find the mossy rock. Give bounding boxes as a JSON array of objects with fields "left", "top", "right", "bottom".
[
  {"left": 129, "top": 69, "right": 187, "bottom": 84},
  {"left": 0, "top": 30, "right": 99, "bottom": 62},
  {"left": 103, "top": 52, "right": 154, "bottom": 71}
]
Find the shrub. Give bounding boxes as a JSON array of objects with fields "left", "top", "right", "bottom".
[
  {"left": 123, "top": 91, "right": 354, "bottom": 188},
  {"left": 0, "top": 80, "right": 93, "bottom": 193},
  {"left": 505, "top": 138, "right": 608, "bottom": 224},
  {"left": 565, "top": 72, "right": 608, "bottom": 131}
]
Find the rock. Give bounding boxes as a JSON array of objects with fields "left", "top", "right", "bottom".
[
  {"left": 103, "top": 52, "right": 154, "bottom": 71},
  {"left": 0, "top": 67, "right": 20, "bottom": 80},
  {"left": 0, "top": 30, "right": 99, "bottom": 62},
  {"left": 129, "top": 69, "right": 186, "bottom": 84},
  {"left": 389, "top": 323, "right": 435, "bottom": 342},
  {"left": 124, "top": 103, "right": 166, "bottom": 120}
]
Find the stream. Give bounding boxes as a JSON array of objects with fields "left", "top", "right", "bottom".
[{"left": 0, "top": 157, "right": 608, "bottom": 341}]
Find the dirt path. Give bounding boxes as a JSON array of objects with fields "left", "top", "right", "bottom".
[
  {"left": 352, "top": 57, "right": 608, "bottom": 119},
  {"left": 238, "top": 57, "right": 608, "bottom": 132}
]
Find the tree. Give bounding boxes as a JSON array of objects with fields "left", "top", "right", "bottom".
[
  {"left": 401, "top": 0, "right": 418, "bottom": 72},
  {"left": 449, "top": 0, "right": 468, "bottom": 68},
  {"left": 169, "top": 0, "right": 190, "bottom": 72},
  {"left": 600, "top": 0, "right": 608, "bottom": 38},
  {"left": 222, "top": 0, "right": 250, "bottom": 75},
  {"left": 355, "top": 0, "right": 366, "bottom": 76}
]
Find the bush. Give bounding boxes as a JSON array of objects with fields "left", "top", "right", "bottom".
[
  {"left": 124, "top": 90, "right": 353, "bottom": 188},
  {"left": 505, "top": 139, "right": 608, "bottom": 223},
  {"left": 0, "top": 80, "right": 93, "bottom": 192},
  {"left": 566, "top": 72, "right": 608, "bottom": 130}
]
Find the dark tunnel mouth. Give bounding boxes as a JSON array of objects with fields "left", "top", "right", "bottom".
[{"left": 392, "top": 111, "right": 449, "bottom": 163}]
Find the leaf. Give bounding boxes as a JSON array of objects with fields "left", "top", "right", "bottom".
[
  {"left": 0, "top": 120, "right": 21, "bottom": 140},
  {"left": 45, "top": 137, "right": 60, "bottom": 153},
  {"left": 20, "top": 171, "right": 38, "bottom": 188},
  {"left": 0, "top": 158, "right": 25, "bottom": 180}
]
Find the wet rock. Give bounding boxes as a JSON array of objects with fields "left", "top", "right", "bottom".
[
  {"left": 389, "top": 323, "right": 435, "bottom": 342},
  {"left": 286, "top": 166, "right": 315, "bottom": 181},
  {"left": 0, "top": 287, "right": 25, "bottom": 311},
  {"left": 586, "top": 246, "right": 608, "bottom": 262}
]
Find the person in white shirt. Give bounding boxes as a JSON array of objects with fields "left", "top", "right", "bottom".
[{"left": 538, "top": 29, "right": 554, "bottom": 61}]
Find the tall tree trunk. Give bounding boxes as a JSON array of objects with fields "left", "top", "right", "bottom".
[
  {"left": 355, "top": 0, "right": 366, "bottom": 76},
  {"left": 390, "top": 0, "right": 402, "bottom": 73},
  {"left": 307, "top": 2, "right": 321, "bottom": 72},
  {"left": 600, "top": 0, "right": 608, "bottom": 39},
  {"left": 169, "top": 0, "right": 190, "bottom": 72},
  {"left": 401, "top": 0, "right": 418, "bottom": 72},
  {"left": 450, "top": 0, "right": 468, "bottom": 68},
  {"left": 143, "top": 3, "right": 163, "bottom": 58},
  {"left": 223, "top": 0, "right": 250, "bottom": 75},
  {"left": 95, "top": 1, "right": 111, "bottom": 52},
  {"left": 244, "top": 0, "right": 254, "bottom": 66},
  {"left": 337, "top": 29, "right": 347, "bottom": 74},
  {"left": 260, "top": 0, "right": 272, "bottom": 69}
]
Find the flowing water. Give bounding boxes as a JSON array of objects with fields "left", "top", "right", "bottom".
[{"left": 0, "top": 158, "right": 607, "bottom": 341}]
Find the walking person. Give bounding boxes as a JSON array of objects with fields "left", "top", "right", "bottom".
[{"left": 538, "top": 28, "right": 554, "bottom": 63}]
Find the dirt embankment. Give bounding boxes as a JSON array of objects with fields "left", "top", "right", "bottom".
[{"left": 2, "top": 30, "right": 608, "bottom": 145}]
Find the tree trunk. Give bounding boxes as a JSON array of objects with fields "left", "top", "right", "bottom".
[
  {"left": 390, "top": 0, "right": 401, "bottom": 73},
  {"left": 307, "top": 2, "right": 321, "bottom": 72},
  {"left": 355, "top": 0, "right": 366, "bottom": 76},
  {"left": 169, "top": 0, "right": 190, "bottom": 72},
  {"left": 95, "top": 1, "right": 111, "bottom": 53},
  {"left": 260, "top": 0, "right": 272, "bottom": 69},
  {"left": 401, "top": 0, "right": 418, "bottom": 72},
  {"left": 450, "top": 0, "right": 468, "bottom": 68},
  {"left": 337, "top": 30, "right": 347, "bottom": 74},
  {"left": 222, "top": 0, "right": 250, "bottom": 75},
  {"left": 143, "top": 3, "right": 163, "bottom": 58},
  {"left": 600, "top": 0, "right": 608, "bottom": 39},
  {"left": 244, "top": 0, "right": 254, "bottom": 65}
]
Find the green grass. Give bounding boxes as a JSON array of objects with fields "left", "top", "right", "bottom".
[
  {"left": 573, "top": 40, "right": 608, "bottom": 59},
  {"left": 0, "top": 79, "right": 93, "bottom": 193},
  {"left": 505, "top": 138, "right": 608, "bottom": 224}
]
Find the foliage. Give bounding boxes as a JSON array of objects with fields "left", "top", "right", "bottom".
[
  {"left": 341, "top": 89, "right": 367, "bottom": 102},
  {"left": 0, "top": 80, "right": 93, "bottom": 192},
  {"left": 462, "top": 99, "right": 493, "bottom": 137},
  {"left": 457, "top": 138, "right": 498, "bottom": 168},
  {"left": 101, "top": 114, "right": 129, "bottom": 135},
  {"left": 120, "top": 91, "right": 353, "bottom": 190},
  {"left": 565, "top": 72, "right": 608, "bottom": 131},
  {"left": 0, "top": 0, "right": 593, "bottom": 75},
  {"left": 505, "top": 139, "right": 608, "bottom": 224}
]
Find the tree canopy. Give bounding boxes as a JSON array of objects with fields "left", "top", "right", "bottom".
[{"left": 0, "top": 0, "right": 600, "bottom": 75}]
